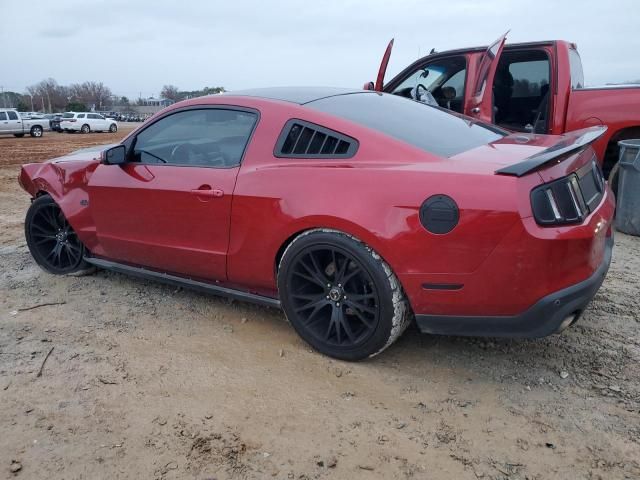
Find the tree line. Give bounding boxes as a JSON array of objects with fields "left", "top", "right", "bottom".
[{"left": 0, "top": 78, "right": 226, "bottom": 113}]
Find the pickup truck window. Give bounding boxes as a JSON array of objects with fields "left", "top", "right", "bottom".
[
  {"left": 7, "top": 111, "right": 18, "bottom": 120},
  {"left": 569, "top": 49, "right": 585, "bottom": 89},
  {"left": 391, "top": 56, "right": 467, "bottom": 113},
  {"left": 0, "top": 112, "right": 7, "bottom": 121},
  {"left": 494, "top": 50, "right": 551, "bottom": 132}
]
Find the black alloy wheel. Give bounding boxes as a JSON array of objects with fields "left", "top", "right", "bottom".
[
  {"left": 25, "top": 195, "right": 87, "bottom": 274},
  {"left": 278, "top": 230, "right": 410, "bottom": 361}
]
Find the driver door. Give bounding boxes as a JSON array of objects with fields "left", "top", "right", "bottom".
[
  {"left": 87, "top": 107, "right": 258, "bottom": 281},
  {"left": 466, "top": 31, "right": 509, "bottom": 123}
]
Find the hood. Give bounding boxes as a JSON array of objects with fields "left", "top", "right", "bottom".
[{"left": 48, "top": 143, "right": 117, "bottom": 164}]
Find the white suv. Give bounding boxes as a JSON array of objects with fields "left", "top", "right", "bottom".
[{"left": 60, "top": 112, "right": 118, "bottom": 134}]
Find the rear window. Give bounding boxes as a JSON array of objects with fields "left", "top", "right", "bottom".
[
  {"left": 569, "top": 49, "right": 585, "bottom": 89},
  {"left": 63, "top": 113, "right": 75, "bottom": 118},
  {"left": 306, "top": 93, "right": 505, "bottom": 158}
]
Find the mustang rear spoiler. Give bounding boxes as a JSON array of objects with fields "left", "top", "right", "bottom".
[{"left": 495, "top": 126, "right": 607, "bottom": 177}]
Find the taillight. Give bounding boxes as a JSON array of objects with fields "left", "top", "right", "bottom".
[
  {"left": 531, "top": 175, "right": 586, "bottom": 225},
  {"left": 530, "top": 159, "right": 605, "bottom": 226}
]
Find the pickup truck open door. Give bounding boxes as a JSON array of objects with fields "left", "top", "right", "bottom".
[
  {"left": 372, "top": 39, "right": 394, "bottom": 91},
  {"left": 466, "top": 31, "right": 509, "bottom": 123}
]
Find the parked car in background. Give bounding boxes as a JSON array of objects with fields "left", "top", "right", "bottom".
[
  {"left": 60, "top": 112, "right": 118, "bottom": 133},
  {"left": 46, "top": 113, "right": 63, "bottom": 132},
  {"left": 0, "top": 108, "right": 47, "bottom": 137},
  {"left": 18, "top": 87, "right": 614, "bottom": 360},
  {"left": 371, "top": 34, "right": 640, "bottom": 183}
]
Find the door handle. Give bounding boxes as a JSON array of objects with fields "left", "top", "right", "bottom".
[{"left": 190, "top": 188, "right": 224, "bottom": 198}]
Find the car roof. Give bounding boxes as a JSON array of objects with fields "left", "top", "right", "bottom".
[{"left": 223, "top": 86, "right": 366, "bottom": 105}]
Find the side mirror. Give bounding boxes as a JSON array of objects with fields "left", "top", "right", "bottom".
[
  {"left": 103, "top": 145, "right": 127, "bottom": 165},
  {"left": 363, "top": 81, "right": 375, "bottom": 91}
]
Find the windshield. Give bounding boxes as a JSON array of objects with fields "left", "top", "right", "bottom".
[{"left": 306, "top": 92, "right": 506, "bottom": 158}]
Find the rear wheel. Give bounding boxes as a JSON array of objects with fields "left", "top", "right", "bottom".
[
  {"left": 30, "top": 126, "right": 43, "bottom": 137},
  {"left": 80, "top": 124, "right": 90, "bottom": 134},
  {"left": 13, "top": 133, "right": 25, "bottom": 138},
  {"left": 278, "top": 230, "right": 410, "bottom": 361},
  {"left": 25, "top": 195, "right": 89, "bottom": 275}
]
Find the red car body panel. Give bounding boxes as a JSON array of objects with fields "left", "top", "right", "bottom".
[
  {"left": 19, "top": 90, "right": 614, "bottom": 328},
  {"left": 378, "top": 36, "right": 640, "bottom": 171}
]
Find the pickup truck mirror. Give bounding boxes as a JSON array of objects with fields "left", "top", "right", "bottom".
[{"left": 103, "top": 145, "right": 127, "bottom": 165}]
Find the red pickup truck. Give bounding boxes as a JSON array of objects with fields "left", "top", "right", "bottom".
[{"left": 371, "top": 33, "right": 640, "bottom": 182}]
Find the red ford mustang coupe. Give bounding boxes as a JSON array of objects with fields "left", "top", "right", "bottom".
[{"left": 19, "top": 87, "right": 615, "bottom": 360}]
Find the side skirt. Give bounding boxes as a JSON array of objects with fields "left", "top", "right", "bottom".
[{"left": 83, "top": 257, "right": 281, "bottom": 309}]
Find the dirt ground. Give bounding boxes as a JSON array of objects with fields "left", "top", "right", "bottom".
[{"left": 0, "top": 130, "right": 639, "bottom": 480}]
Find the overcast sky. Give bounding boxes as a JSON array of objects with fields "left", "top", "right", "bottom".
[{"left": 1, "top": 0, "right": 638, "bottom": 98}]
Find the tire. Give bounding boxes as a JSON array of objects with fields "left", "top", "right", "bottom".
[
  {"left": 109, "top": 124, "right": 117, "bottom": 133},
  {"left": 25, "top": 195, "right": 90, "bottom": 275},
  {"left": 13, "top": 133, "right": 25, "bottom": 138},
  {"left": 608, "top": 161, "right": 620, "bottom": 198},
  {"left": 80, "top": 124, "right": 90, "bottom": 134},
  {"left": 30, "top": 126, "right": 43, "bottom": 138},
  {"left": 277, "top": 229, "right": 411, "bottom": 361}
]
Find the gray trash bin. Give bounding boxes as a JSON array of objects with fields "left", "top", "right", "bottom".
[{"left": 615, "top": 139, "right": 640, "bottom": 236}]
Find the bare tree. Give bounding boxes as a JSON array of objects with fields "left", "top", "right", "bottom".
[
  {"left": 160, "top": 84, "right": 181, "bottom": 102},
  {"left": 69, "top": 81, "right": 113, "bottom": 110}
]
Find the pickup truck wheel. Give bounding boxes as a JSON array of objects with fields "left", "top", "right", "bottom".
[
  {"left": 80, "top": 124, "right": 90, "bottom": 134},
  {"left": 109, "top": 124, "right": 118, "bottom": 133},
  {"left": 25, "top": 195, "right": 90, "bottom": 275},
  {"left": 30, "top": 126, "right": 43, "bottom": 137},
  {"left": 278, "top": 229, "right": 411, "bottom": 361},
  {"left": 13, "top": 133, "right": 25, "bottom": 138}
]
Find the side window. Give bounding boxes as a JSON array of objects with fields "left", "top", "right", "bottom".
[
  {"left": 98, "top": 114, "right": 105, "bottom": 120},
  {"left": 569, "top": 49, "right": 584, "bottom": 89},
  {"left": 391, "top": 56, "right": 467, "bottom": 113},
  {"left": 0, "top": 112, "right": 8, "bottom": 121},
  {"left": 132, "top": 108, "right": 257, "bottom": 168},
  {"left": 77, "top": 114, "right": 85, "bottom": 119},
  {"left": 88, "top": 114, "right": 97, "bottom": 119},
  {"left": 508, "top": 60, "right": 550, "bottom": 97},
  {"left": 7, "top": 111, "right": 18, "bottom": 120}
]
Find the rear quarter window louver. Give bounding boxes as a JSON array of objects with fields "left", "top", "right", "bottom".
[{"left": 275, "top": 119, "right": 358, "bottom": 158}]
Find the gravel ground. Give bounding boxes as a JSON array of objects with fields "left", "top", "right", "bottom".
[{"left": 0, "top": 132, "right": 639, "bottom": 479}]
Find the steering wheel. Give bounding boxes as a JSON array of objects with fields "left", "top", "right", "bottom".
[
  {"left": 170, "top": 143, "right": 196, "bottom": 163},
  {"left": 412, "top": 84, "right": 438, "bottom": 106}
]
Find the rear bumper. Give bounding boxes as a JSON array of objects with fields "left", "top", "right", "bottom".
[{"left": 415, "top": 235, "right": 613, "bottom": 338}]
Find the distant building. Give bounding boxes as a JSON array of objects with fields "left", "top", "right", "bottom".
[
  {"left": 139, "top": 97, "right": 173, "bottom": 107},
  {"left": 127, "top": 96, "right": 174, "bottom": 115}
]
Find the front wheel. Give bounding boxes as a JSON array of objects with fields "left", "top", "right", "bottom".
[
  {"left": 277, "top": 230, "right": 411, "bottom": 361},
  {"left": 109, "top": 124, "right": 118, "bottom": 133},
  {"left": 25, "top": 195, "right": 90, "bottom": 275},
  {"left": 30, "top": 126, "right": 43, "bottom": 137}
]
